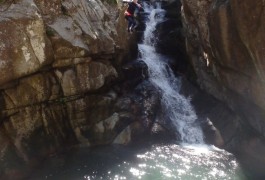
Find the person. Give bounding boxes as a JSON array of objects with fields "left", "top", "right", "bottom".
[{"left": 124, "top": 0, "right": 142, "bottom": 33}]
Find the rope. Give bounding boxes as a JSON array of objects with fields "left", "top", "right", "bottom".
[{"left": 1, "top": 93, "right": 83, "bottom": 112}]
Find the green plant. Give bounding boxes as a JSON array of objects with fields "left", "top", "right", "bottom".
[
  {"left": 46, "top": 28, "right": 56, "bottom": 37},
  {"left": 103, "top": 0, "right": 117, "bottom": 5}
]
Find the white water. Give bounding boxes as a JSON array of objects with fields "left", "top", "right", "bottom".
[{"left": 139, "top": 3, "right": 204, "bottom": 144}]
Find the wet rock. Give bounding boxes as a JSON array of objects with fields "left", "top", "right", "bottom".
[
  {"left": 180, "top": 77, "right": 240, "bottom": 147},
  {"left": 121, "top": 60, "right": 148, "bottom": 90},
  {"left": 88, "top": 113, "right": 121, "bottom": 145},
  {"left": 112, "top": 78, "right": 177, "bottom": 144},
  {"left": 181, "top": 0, "right": 265, "bottom": 176},
  {"left": 201, "top": 118, "right": 224, "bottom": 148},
  {"left": 181, "top": 0, "right": 265, "bottom": 136},
  {"left": 122, "top": 60, "right": 148, "bottom": 79},
  {"left": 113, "top": 124, "right": 132, "bottom": 145},
  {"left": 114, "top": 97, "right": 133, "bottom": 112},
  {"left": 134, "top": 81, "right": 160, "bottom": 127},
  {"left": 237, "top": 137, "right": 265, "bottom": 178}
]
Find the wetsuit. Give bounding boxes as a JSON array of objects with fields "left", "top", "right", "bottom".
[{"left": 125, "top": 2, "right": 141, "bottom": 32}]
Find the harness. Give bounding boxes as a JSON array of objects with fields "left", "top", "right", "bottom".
[
  {"left": 125, "top": 2, "right": 139, "bottom": 17},
  {"left": 124, "top": 10, "right": 132, "bottom": 16}
]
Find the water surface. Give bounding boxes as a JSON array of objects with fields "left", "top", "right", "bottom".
[{"left": 31, "top": 143, "right": 246, "bottom": 180}]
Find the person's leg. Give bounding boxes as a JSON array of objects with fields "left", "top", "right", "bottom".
[
  {"left": 125, "top": 16, "right": 137, "bottom": 32},
  {"left": 125, "top": 15, "right": 131, "bottom": 32},
  {"left": 128, "top": 16, "right": 134, "bottom": 32},
  {"left": 131, "top": 18, "right": 137, "bottom": 31}
]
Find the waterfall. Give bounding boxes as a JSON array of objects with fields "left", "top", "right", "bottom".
[{"left": 138, "top": 3, "right": 204, "bottom": 144}]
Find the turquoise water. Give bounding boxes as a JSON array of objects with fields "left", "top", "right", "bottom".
[{"left": 31, "top": 143, "right": 246, "bottom": 180}]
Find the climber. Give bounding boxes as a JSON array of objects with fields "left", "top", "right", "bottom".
[{"left": 124, "top": 0, "right": 142, "bottom": 33}]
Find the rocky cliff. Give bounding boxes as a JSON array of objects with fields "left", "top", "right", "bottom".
[
  {"left": 181, "top": 0, "right": 265, "bottom": 177},
  {"left": 0, "top": 0, "right": 142, "bottom": 178}
]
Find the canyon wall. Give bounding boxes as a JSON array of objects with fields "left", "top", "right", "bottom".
[
  {"left": 181, "top": 0, "right": 265, "bottom": 177},
  {"left": 2, "top": 0, "right": 265, "bottom": 178},
  {"left": 0, "top": 0, "right": 143, "bottom": 178}
]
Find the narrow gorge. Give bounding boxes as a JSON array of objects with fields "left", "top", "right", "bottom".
[{"left": 0, "top": 0, "right": 264, "bottom": 179}]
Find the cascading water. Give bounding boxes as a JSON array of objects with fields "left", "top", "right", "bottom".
[
  {"left": 31, "top": 4, "right": 246, "bottom": 180},
  {"left": 139, "top": 3, "right": 204, "bottom": 144}
]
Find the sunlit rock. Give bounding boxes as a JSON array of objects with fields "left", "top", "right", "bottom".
[
  {"left": 55, "top": 61, "right": 118, "bottom": 96},
  {"left": 0, "top": 0, "right": 132, "bottom": 178},
  {"left": 0, "top": 0, "right": 53, "bottom": 86},
  {"left": 3, "top": 73, "right": 60, "bottom": 108},
  {"left": 45, "top": 0, "right": 119, "bottom": 58}
]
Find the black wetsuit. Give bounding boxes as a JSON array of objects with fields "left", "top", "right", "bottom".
[{"left": 125, "top": 2, "right": 141, "bottom": 32}]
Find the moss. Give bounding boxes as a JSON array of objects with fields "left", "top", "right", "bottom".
[
  {"left": 46, "top": 28, "right": 56, "bottom": 37},
  {"left": 61, "top": 5, "right": 68, "bottom": 15},
  {"left": 103, "top": 0, "right": 117, "bottom": 5}
]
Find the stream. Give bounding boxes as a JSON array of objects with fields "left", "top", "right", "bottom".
[{"left": 30, "top": 3, "right": 247, "bottom": 180}]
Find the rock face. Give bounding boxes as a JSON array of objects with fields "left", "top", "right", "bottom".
[
  {"left": 181, "top": 0, "right": 265, "bottom": 177},
  {"left": 0, "top": 0, "right": 142, "bottom": 178},
  {"left": 0, "top": 0, "right": 53, "bottom": 85}
]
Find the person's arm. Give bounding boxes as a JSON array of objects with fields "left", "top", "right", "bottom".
[{"left": 136, "top": 3, "right": 142, "bottom": 9}]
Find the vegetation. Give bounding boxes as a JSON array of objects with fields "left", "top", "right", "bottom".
[
  {"left": 61, "top": 5, "right": 68, "bottom": 15},
  {"left": 102, "top": 0, "right": 117, "bottom": 5},
  {"left": 46, "top": 28, "right": 56, "bottom": 37}
]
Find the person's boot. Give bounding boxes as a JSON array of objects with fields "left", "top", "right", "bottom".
[{"left": 129, "top": 27, "right": 133, "bottom": 33}]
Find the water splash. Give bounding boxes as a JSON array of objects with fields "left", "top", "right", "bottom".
[{"left": 139, "top": 4, "right": 204, "bottom": 143}]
